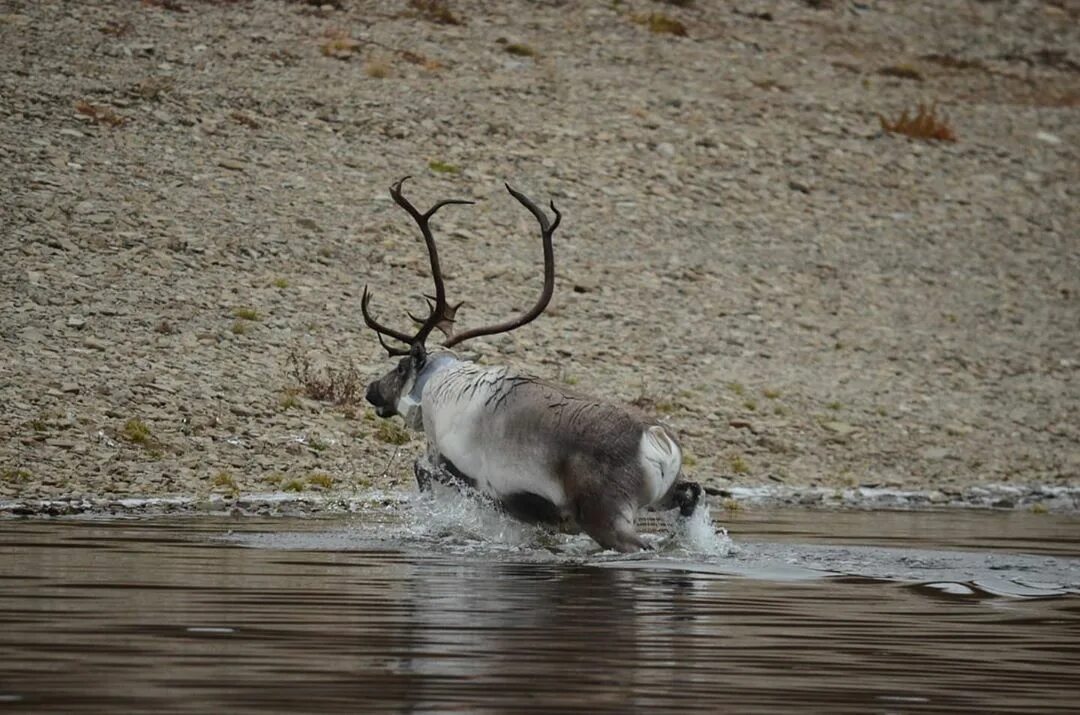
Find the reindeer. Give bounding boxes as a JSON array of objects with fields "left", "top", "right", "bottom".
[{"left": 362, "top": 177, "right": 702, "bottom": 553}]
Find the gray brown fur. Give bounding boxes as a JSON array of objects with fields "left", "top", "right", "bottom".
[{"left": 367, "top": 356, "right": 700, "bottom": 553}]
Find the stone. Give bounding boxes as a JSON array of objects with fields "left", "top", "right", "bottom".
[
  {"left": 921, "top": 446, "right": 950, "bottom": 461},
  {"left": 655, "top": 142, "right": 676, "bottom": 158},
  {"left": 822, "top": 421, "right": 856, "bottom": 436}
]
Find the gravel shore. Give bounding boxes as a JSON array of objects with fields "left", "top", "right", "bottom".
[{"left": 1, "top": 0, "right": 1077, "bottom": 511}]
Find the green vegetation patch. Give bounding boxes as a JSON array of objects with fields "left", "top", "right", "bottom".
[
  {"left": 122, "top": 418, "right": 153, "bottom": 445},
  {"left": 375, "top": 421, "right": 411, "bottom": 445},
  {"left": 428, "top": 159, "right": 461, "bottom": 174}
]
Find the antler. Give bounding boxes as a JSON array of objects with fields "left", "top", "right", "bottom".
[
  {"left": 443, "top": 183, "right": 560, "bottom": 348},
  {"left": 362, "top": 178, "right": 560, "bottom": 356},
  {"left": 361, "top": 176, "right": 474, "bottom": 356}
]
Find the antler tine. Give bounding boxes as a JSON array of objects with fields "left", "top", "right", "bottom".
[
  {"left": 387, "top": 177, "right": 474, "bottom": 347},
  {"left": 376, "top": 331, "right": 411, "bottom": 357},
  {"left": 443, "top": 184, "right": 559, "bottom": 348},
  {"left": 362, "top": 286, "right": 416, "bottom": 346}
]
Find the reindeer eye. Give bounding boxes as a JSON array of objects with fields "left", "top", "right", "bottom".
[{"left": 396, "top": 363, "right": 407, "bottom": 376}]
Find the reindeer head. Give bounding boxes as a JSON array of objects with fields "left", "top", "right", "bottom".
[{"left": 362, "top": 177, "right": 561, "bottom": 423}]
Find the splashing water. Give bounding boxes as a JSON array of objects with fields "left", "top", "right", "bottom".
[
  {"left": 664, "top": 503, "right": 735, "bottom": 557},
  {"left": 387, "top": 485, "right": 734, "bottom": 560}
]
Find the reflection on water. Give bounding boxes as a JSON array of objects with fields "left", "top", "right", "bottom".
[{"left": 0, "top": 509, "right": 1078, "bottom": 713}]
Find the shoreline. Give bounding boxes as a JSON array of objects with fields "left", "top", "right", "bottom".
[{"left": 3, "top": 483, "right": 1076, "bottom": 519}]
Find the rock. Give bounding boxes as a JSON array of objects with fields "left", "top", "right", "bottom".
[
  {"left": 572, "top": 280, "right": 597, "bottom": 294},
  {"left": 67, "top": 315, "right": 86, "bottom": 329},
  {"left": 82, "top": 336, "right": 107, "bottom": 351},
  {"left": 61, "top": 383, "right": 80, "bottom": 393},
  {"left": 655, "top": 142, "right": 676, "bottom": 158},
  {"left": 821, "top": 421, "right": 856, "bottom": 436},
  {"left": 218, "top": 159, "right": 247, "bottom": 171},
  {"left": 788, "top": 180, "right": 811, "bottom": 194},
  {"left": 921, "top": 446, "right": 950, "bottom": 461}
]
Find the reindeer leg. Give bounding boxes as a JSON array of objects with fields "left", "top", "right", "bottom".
[
  {"left": 413, "top": 457, "right": 437, "bottom": 492},
  {"left": 578, "top": 499, "right": 651, "bottom": 554},
  {"left": 413, "top": 456, "right": 478, "bottom": 492}
]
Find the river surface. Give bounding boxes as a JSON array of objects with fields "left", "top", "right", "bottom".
[{"left": 1, "top": 499, "right": 1078, "bottom": 713}]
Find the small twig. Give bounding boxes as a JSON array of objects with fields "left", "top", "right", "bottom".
[{"left": 379, "top": 446, "right": 401, "bottom": 481}]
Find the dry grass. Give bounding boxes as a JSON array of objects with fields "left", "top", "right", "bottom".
[
  {"left": 504, "top": 43, "right": 537, "bottom": 57},
  {"left": 322, "top": 31, "right": 361, "bottom": 60},
  {"left": 631, "top": 13, "right": 688, "bottom": 36},
  {"left": 365, "top": 58, "right": 393, "bottom": 78},
  {"left": 99, "top": 20, "right": 133, "bottom": 36},
  {"left": 121, "top": 418, "right": 153, "bottom": 445},
  {"left": 375, "top": 421, "right": 411, "bottom": 446},
  {"left": 307, "top": 473, "right": 334, "bottom": 489},
  {"left": 230, "top": 111, "right": 260, "bottom": 129},
  {"left": 878, "top": 64, "right": 924, "bottom": 81},
  {"left": 75, "top": 101, "right": 127, "bottom": 127},
  {"left": 879, "top": 103, "right": 956, "bottom": 142},
  {"left": 920, "top": 53, "right": 987, "bottom": 72},
  {"left": 141, "top": 0, "right": 189, "bottom": 12},
  {"left": 407, "top": 0, "right": 463, "bottom": 25},
  {"left": 286, "top": 349, "right": 365, "bottom": 406}
]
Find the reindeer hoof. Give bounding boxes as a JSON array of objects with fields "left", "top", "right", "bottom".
[
  {"left": 674, "top": 481, "right": 702, "bottom": 517},
  {"left": 413, "top": 458, "right": 435, "bottom": 492}
]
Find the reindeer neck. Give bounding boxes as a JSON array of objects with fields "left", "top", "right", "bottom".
[{"left": 408, "top": 351, "right": 462, "bottom": 403}]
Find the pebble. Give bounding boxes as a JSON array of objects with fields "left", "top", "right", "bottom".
[
  {"left": 82, "top": 336, "right": 108, "bottom": 351},
  {"left": 655, "top": 142, "right": 676, "bottom": 158},
  {"left": 921, "top": 447, "right": 951, "bottom": 461},
  {"left": 218, "top": 159, "right": 247, "bottom": 171}
]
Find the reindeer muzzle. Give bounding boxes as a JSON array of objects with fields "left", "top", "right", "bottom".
[{"left": 365, "top": 383, "right": 394, "bottom": 418}]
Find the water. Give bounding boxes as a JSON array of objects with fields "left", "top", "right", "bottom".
[{"left": 1, "top": 501, "right": 1078, "bottom": 713}]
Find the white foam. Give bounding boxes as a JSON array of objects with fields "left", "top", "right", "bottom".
[{"left": 387, "top": 487, "right": 734, "bottom": 560}]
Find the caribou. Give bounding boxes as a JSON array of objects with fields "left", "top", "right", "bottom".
[{"left": 362, "top": 177, "right": 702, "bottom": 552}]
